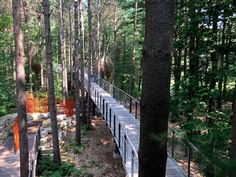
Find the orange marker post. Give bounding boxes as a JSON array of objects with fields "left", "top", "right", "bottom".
[{"left": 13, "top": 117, "right": 20, "bottom": 153}]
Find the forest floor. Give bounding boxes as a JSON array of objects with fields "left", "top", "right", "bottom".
[
  {"left": 38, "top": 113, "right": 126, "bottom": 177},
  {"left": 72, "top": 116, "right": 126, "bottom": 177}
]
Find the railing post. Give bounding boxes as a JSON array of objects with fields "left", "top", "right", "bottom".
[
  {"left": 100, "top": 95, "right": 102, "bottom": 110},
  {"left": 129, "top": 97, "right": 132, "bottom": 113},
  {"left": 95, "top": 90, "right": 97, "bottom": 103},
  {"left": 135, "top": 101, "right": 138, "bottom": 119},
  {"left": 109, "top": 108, "right": 112, "bottom": 126},
  {"left": 124, "top": 135, "right": 127, "bottom": 164},
  {"left": 113, "top": 115, "right": 116, "bottom": 137},
  {"left": 131, "top": 150, "right": 134, "bottom": 177},
  {"left": 118, "top": 123, "right": 121, "bottom": 148},
  {"left": 187, "top": 146, "right": 192, "bottom": 177},
  {"left": 102, "top": 99, "right": 105, "bottom": 116},
  {"left": 113, "top": 85, "right": 115, "bottom": 99},
  {"left": 124, "top": 95, "right": 127, "bottom": 107},
  {"left": 171, "top": 130, "right": 175, "bottom": 158},
  {"left": 106, "top": 102, "right": 108, "bottom": 121}
]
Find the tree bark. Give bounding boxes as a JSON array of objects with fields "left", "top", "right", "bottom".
[
  {"left": 121, "top": 36, "right": 126, "bottom": 90},
  {"left": 12, "top": 0, "right": 29, "bottom": 176},
  {"left": 69, "top": 5, "right": 74, "bottom": 92},
  {"left": 95, "top": 0, "right": 100, "bottom": 80},
  {"left": 217, "top": 16, "right": 226, "bottom": 109},
  {"left": 208, "top": 5, "right": 218, "bottom": 113},
  {"left": 188, "top": 2, "right": 199, "bottom": 101},
  {"left": 43, "top": 0, "right": 61, "bottom": 165},
  {"left": 74, "top": 0, "right": 81, "bottom": 146},
  {"left": 131, "top": 0, "right": 138, "bottom": 91},
  {"left": 59, "top": 0, "right": 68, "bottom": 99},
  {"left": 139, "top": 1, "right": 175, "bottom": 177},
  {"left": 112, "top": 3, "right": 117, "bottom": 84},
  {"left": 22, "top": 1, "right": 32, "bottom": 92},
  {"left": 87, "top": 0, "right": 93, "bottom": 126},
  {"left": 79, "top": 0, "right": 86, "bottom": 122}
]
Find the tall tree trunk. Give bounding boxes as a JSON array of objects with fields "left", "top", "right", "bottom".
[
  {"left": 43, "top": 0, "right": 61, "bottom": 165},
  {"left": 223, "top": 23, "right": 232, "bottom": 98},
  {"left": 208, "top": 5, "right": 218, "bottom": 113},
  {"left": 131, "top": 0, "right": 138, "bottom": 91},
  {"left": 79, "top": 0, "right": 86, "bottom": 122},
  {"left": 188, "top": 2, "right": 199, "bottom": 101},
  {"left": 95, "top": 0, "right": 100, "bottom": 80},
  {"left": 59, "top": 0, "right": 68, "bottom": 99},
  {"left": 112, "top": 4, "right": 117, "bottom": 84},
  {"left": 73, "top": 0, "right": 81, "bottom": 146},
  {"left": 12, "top": 0, "right": 29, "bottom": 176},
  {"left": 22, "top": 1, "right": 32, "bottom": 92},
  {"left": 139, "top": 1, "right": 175, "bottom": 177},
  {"left": 87, "top": 0, "right": 93, "bottom": 126},
  {"left": 174, "top": 48, "right": 182, "bottom": 95},
  {"left": 217, "top": 16, "right": 226, "bottom": 109},
  {"left": 121, "top": 36, "right": 126, "bottom": 90},
  {"left": 69, "top": 5, "right": 74, "bottom": 91}
]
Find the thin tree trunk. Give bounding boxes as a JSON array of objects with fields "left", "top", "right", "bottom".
[
  {"left": 139, "top": 1, "right": 175, "bottom": 177},
  {"left": 74, "top": 0, "right": 81, "bottom": 146},
  {"left": 95, "top": 0, "right": 100, "bottom": 80},
  {"left": 112, "top": 4, "right": 117, "bottom": 84},
  {"left": 22, "top": 1, "right": 32, "bottom": 92},
  {"left": 40, "top": 64, "right": 44, "bottom": 88},
  {"left": 188, "top": 2, "right": 199, "bottom": 100},
  {"left": 223, "top": 23, "right": 232, "bottom": 97},
  {"left": 43, "top": 0, "right": 61, "bottom": 165},
  {"left": 174, "top": 49, "right": 182, "bottom": 95},
  {"left": 217, "top": 16, "right": 226, "bottom": 109},
  {"left": 79, "top": 0, "right": 86, "bottom": 122},
  {"left": 87, "top": 0, "right": 93, "bottom": 126},
  {"left": 121, "top": 36, "right": 126, "bottom": 90},
  {"left": 12, "top": 0, "right": 29, "bottom": 176},
  {"left": 69, "top": 5, "right": 74, "bottom": 91},
  {"left": 208, "top": 5, "right": 218, "bottom": 113},
  {"left": 59, "top": 0, "right": 68, "bottom": 99},
  {"left": 131, "top": 0, "right": 138, "bottom": 91}
]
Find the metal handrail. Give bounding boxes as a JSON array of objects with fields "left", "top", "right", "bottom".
[
  {"left": 97, "top": 77, "right": 140, "bottom": 119},
  {"left": 94, "top": 76, "right": 222, "bottom": 177},
  {"left": 28, "top": 125, "right": 41, "bottom": 177}
]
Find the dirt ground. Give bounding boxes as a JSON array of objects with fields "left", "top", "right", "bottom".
[{"left": 63, "top": 115, "right": 126, "bottom": 177}]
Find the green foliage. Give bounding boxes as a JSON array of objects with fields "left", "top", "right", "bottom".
[
  {"left": 64, "top": 126, "right": 89, "bottom": 154},
  {"left": 39, "top": 154, "right": 79, "bottom": 177},
  {"left": 0, "top": 15, "right": 12, "bottom": 31}
]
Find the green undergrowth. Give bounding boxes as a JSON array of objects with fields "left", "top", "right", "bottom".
[
  {"left": 39, "top": 125, "right": 92, "bottom": 177},
  {"left": 39, "top": 155, "right": 75, "bottom": 177},
  {"left": 39, "top": 154, "right": 94, "bottom": 177},
  {"left": 64, "top": 125, "right": 89, "bottom": 154}
]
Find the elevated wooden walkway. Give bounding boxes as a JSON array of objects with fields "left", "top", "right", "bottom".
[
  {"left": 0, "top": 121, "right": 41, "bottom": 177},
  {"left": 83, "top": 74, "right": 186, "bottom": 177}
]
